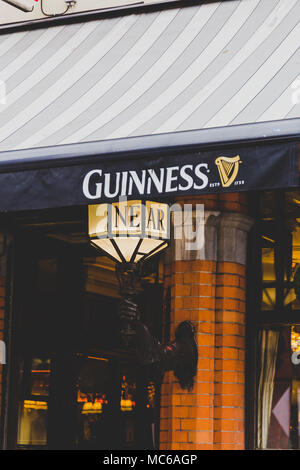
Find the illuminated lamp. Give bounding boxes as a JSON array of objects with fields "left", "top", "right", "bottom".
[
  {"left": 89, "top": 200, "right": 169, "bottom": 345},
  {"left": 88, "top": 200, "right": 169, "bottom": 265},
  {"left": 88, "top": 199, "right": 198, "bottom": 391},
  {"left": 120, "top": 399, "right": 134, "bottom": 412},
  {"left": 82, "top": 402, "right": 103, "bottom": 415}
]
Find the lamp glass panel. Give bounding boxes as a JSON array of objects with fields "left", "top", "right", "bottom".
[
  {"left": 89, "top": 204, "right": 108, "bottom": 238},
  {"left": 145, "top": 201, "right": 169, "bottom": 239},
  {"left": 113, "top": 237, "right": 141, "bottom": 262},
  {"left": 89, "top": 201, "right": 170, "bottom": 239},
  {"left": 89, "top": 201, "right": 170, "bottom": 263},
  {"left": 92, "top": 239, "right": 122, "bottom": 263},
  {"left": 144, "top": 241, "right": 168, "bottom": 259},
  {"left": 111, "top": 201, "right": 142, "bottom": 237},
  {"left": 137, "top": 238, "right": 163, "bottom": 259}
]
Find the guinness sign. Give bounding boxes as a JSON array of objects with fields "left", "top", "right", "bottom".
[
  {"left": 82, "top": 164, "right": 209, "bottom": 200},
  {"left": 215, "top": 155, "right": 242, "bottom": 188},
  {"left": 0, "top": 141, "right": 296, "bottom": 212}
]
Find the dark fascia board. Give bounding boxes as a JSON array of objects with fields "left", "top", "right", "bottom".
[
  {"left": 0, "top": 119, "right": 299, "bottom": 172},
  {"left": 0, "top": 0, "right": 234, "bottom": 35}
]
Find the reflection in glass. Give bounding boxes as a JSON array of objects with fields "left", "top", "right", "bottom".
[
  {"left": 76, "top": 356, "right": 110, "bottom": 448},
  {"left": 262, "top": 287, "right": 276, "bottom": 311},
  {"left": 30, "top": 358, "right": 51, "bottom": 397},
  {"left": 120, "top": 372, "right": 136, "bottom": 413},
  {"left": 257, "top": 327, "right": 300, "bottom": 449},
  {"left": 285, "top": 223, "right": 300, "bottom": 308},
  {"left": 284, "top": 265, "right": 300, "bottom": 310},
  {"left": 292, "top": 225, "right": 300, "bottom": 266},
  {"left": 262, "top": 247, "right": 275, "bottom": 282},
  {"left": 261, "top": 241, "right": 276, "bottom": 310},
  {"left": 146, "top": 381, "right": 156, "bottom": 410},
  {"left": 17, "top": 357, "right": 51, "bottom": 447},
  {"left": 291, "top": 326, "right": 300, "bottom": 354},
  {"left": 120, "top": 370, "right": 136, "bottom": 446},
  {"left": 284, "top": 288, "right": 298, "bottom": 309},
  {"left": 17, "top": 401, "right": 48, "bottom": 446}
]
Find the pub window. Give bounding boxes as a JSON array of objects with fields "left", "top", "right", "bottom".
[
  {"left": 8, "top": 219, "right": 163, "bottom": 450},
  {"left": 17, "top": 357, "right": 51, "bottom": 448},
  {"left": 250, "top": 191, "right": 300, "bottom": 449}
]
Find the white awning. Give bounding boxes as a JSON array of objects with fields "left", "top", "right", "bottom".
[{"left": 0, "top": 0, "right": 299, "bottom": 153}]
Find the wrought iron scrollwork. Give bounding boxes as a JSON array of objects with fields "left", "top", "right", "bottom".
[
  {"left": 116, "top": 262, "right": 141, "bottom": 348},
  {"left": 134, "top": 318, "right": 198, "bottom": 391},
  {"left": 116, "top": 262, "right": 198, "bottom": 390}
]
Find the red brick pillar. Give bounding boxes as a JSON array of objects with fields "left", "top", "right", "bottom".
[
  {"left": 160, "top": 196, "right": 220, "bottom": 450},
  {"left": 160, "top": 258, "right": 218, "bottom": 450},
  {"left": 214, "top": 213, "right": 252, "bottom": 449},
  {"left": 159, "top": 195, "right": 252, "bottom": 450}
]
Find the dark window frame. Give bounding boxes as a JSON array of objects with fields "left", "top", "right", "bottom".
[{"left": 246, "top": 190, "right": 300, "bottom": 450}]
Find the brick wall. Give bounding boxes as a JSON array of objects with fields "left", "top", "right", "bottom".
[
  {"left": 214, "top": 262, "right": 246, "bottom": 449},
  {"left": 159, "top": 194, "right": 251, "bottom": 450},
  {"left": 160, "top": 259, "right": 217, "bottom": 450}
]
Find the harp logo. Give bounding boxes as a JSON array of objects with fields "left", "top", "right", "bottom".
[{"left": 215, "top": 155, "right": 242, "bottom": 188}]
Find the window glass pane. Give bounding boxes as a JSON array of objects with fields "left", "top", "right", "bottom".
[
  {"left": 262, "top": 287, "right": 276, "bottom": 311},
  {"left": 284, "top": 288, "right": 299, "bottom": 309},
  {"left": 17, "top": 400, "right": 48, "bottom": 446},
  {"left": 17, "top": 357, "right": 51, "bottom": 447},
  {"left": 284, "top": 224, "right": 300, "bottom": 309},
  {"left": 146, "top": 380, "right": 156, "bottom": 410},
  {"left": 257, "top": 327, "right": 300, "bottom": 449},
  {"left": 292, "top": 223, "right": 300, "bottom": 267},
  {"left": 261, "top": 233, "right": 276, "bottom": 311},
  {"left": 76, "top": 355, "right": 110, "bottom": 449},
  {"left": 120, "top": 367, "right": 137, "bottom": 448},
  {"left": 30, "top": 358, "right": 51, "bottom": 397},
  {"left": 262, "top": 247, "right": 275, "bottom": 282}
]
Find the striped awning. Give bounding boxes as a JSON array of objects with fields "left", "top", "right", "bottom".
[{"left": 0, "top": 0, "right": 299, "bottom": 154}]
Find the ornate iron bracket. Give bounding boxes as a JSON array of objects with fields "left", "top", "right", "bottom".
[
  {"left": 116, "top": 263, "right": 198, "bottom": 390},
  {"left": 116, "top": 262, "right": 141, "bottom": 348},
  {"left": 134, "top": 318, "right": 198, "bottom": 391}
]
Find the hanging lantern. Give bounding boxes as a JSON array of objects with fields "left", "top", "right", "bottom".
[
  {"left": 88, "top": 199, "right": 170, "bottom": 347},
  {"left": 88, "top": 199, "right": 198, "bottom": 390},
  {"left": 88, "top": 200, "right": 170, "bottom": 264}
]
